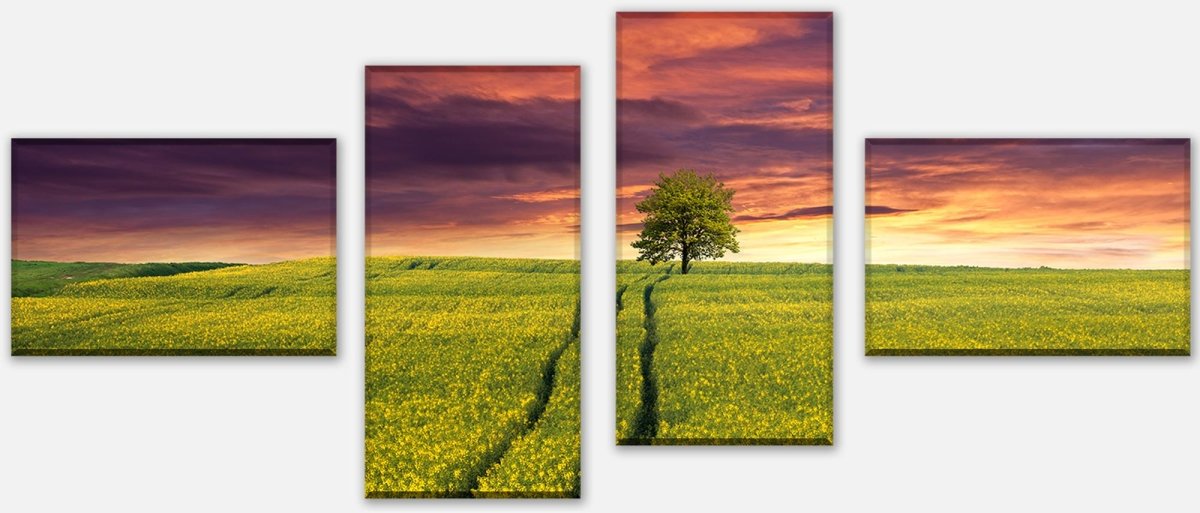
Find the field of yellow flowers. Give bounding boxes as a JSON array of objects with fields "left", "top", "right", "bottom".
[
  {"left": 616, "top": 261, "right": 833, "bottom": 445},
  {"left": 365, "top": 256, "right": 580, "bottom": 498},
  {"left": 11, "top": 258, "right": 336, "bottom": 355},
  {"left": 867, "top": 265, "right": 1190, "bottom": 355}
]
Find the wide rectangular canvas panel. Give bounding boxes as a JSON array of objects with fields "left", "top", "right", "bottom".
[
  {"left": 866, "top": 138, "right": 1191, "bottom": 355},
  {"left": 11, "top": 138, "right": 336, "bottom": 356},
  {"left": 616, "top": 12, "right": 834, "bottom": 445},
  {"left": 365, "top": 66, "right": 581, "bottom": 497}
]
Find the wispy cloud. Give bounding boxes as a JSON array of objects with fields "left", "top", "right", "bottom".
[
  {"left": 866, "top": 139, "right": 1190, "bottom": 269},
  {"left": 367, "top": 67, "right": 581, "bottom": 259},
  {"left": 13, "top": 139, "right": 335, "bottom": 263},
  {"left": 617, "top": 13, "right": 833, "bottom": 263}
]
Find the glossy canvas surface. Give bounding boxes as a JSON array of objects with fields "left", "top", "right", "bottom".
[
  {"left": 616, "top": 13, "right": 834, "bottom": 445},
  {"left": 11, "top": 138, "right": 337, "bottom": 356},
  {"left": 365, "top": 66, "right": 581, "bottom": 497},
  {"left": 866, "top": 138, "right": 1190, "bottom": 355}
]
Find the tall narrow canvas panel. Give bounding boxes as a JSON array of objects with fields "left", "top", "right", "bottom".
[
  {"left": 616, "top": 13, "right": 834, "bottom": 445},
  {"left": 365, "top": 66, "right": 581, "bottom": 497}
]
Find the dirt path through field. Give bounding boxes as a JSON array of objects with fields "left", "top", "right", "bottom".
[
  {"left": 467, "top": 301, "right": 581, "bottom": 492},
  {"left": 631, "top": 274, "right": 670, "bottom": 442}
]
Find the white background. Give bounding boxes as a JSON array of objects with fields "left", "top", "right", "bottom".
[{"left": 1, "top": 0, "right": 1197, "bottom": 511}]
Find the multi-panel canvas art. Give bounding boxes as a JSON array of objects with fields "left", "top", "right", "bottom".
[
  {"left": 616, "top": 13, "right": 834, "bottom": 445},
  {"left": 11, "top": 138, "right": 337, "bottom": 356},
  {"left": 365, "top": 66, "right": 581, "bottom": 497},
  {"left": 866, "top": 138, "right": 1190, "bottom": 355}
]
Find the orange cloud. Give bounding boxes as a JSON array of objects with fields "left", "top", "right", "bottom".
[
  {"left": 368, "top": 66, "right": 579, "bottom": 101},
  {"left": 367, "top": 66, "right": 580, "bottom": 259},
  {"left": 493, "top": 187, "right": 579, "bottom": 203},
  {"left": 617, "top": 13, "right": 833, "bottom": 263},
  {"left": 867, "top": 139, "right": 1190, "bottom": 269},
  {"left": 618, "top": 13, "right": 805, "bottom": 69}
]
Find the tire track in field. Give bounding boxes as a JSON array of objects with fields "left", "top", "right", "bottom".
[
  {"left": 467, "top": 299, "right": 581, "bottom": 494},
  {"left": 631, "top": 273, "right": 671, "bottom": 443}
]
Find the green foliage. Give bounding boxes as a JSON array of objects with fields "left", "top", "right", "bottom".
[
  {"left": 366, "top": 256, "right": 579, "bottom": 276},
  {"left": 866, "top": 265, "right": 1190, "bottom": 355},
  {"left": 631, "top": 169, "right": 739, "bottom": 274},
  {"left": 12, "top": 260, "right": 239, "bottom": 297},
  {"left": 365, "top": 256, "right": 580, "bottom": 498},
  {"left": 11, "top": 258, "right": 336, "bottom": 355},
  {"left": 616, "top": 261, "right": 834, "bottom": 445},
  {"left": 684, "top": 261, "right": 832, "bottom": 275}
]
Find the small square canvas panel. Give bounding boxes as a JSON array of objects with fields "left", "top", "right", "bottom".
[
  {"left": 11, "top": 138, "right": 336, "bottom": 356},
  {"left": 365, "top": 66, "right": 580, "bottom": 498},
  {"left": 866, "top": 138, "right": 1190, "bottom": 355},
  {"left": 616, "top": 12, "right": 834, "bottom": 445}
]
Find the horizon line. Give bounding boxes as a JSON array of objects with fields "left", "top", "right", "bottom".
[{"left": 11, "top": 255, "right": 334, "bottom": 266}]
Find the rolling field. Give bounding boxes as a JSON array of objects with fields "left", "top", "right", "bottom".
[
  {"left": 866, "top": 265, "right": 1190, "bottom": 355},
  {"left": 11, "top": 258, "right": 336, "bottom": 355},
  {"left": 13, "top": 260, "right": 238, "bottom": 297},
  {"left": 617, "top": 261, "right": 833, "bottom": 445},
  {"left": 365, "top": 256, "right": 580, "bottom": 498}
]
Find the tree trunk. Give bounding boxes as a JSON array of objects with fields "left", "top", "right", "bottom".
[{"left": 680, "top": 243, "right": 690, "bottom": 274}]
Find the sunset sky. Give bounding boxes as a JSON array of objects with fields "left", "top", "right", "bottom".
[
  {"left": 366, "top": 66, "right": 580, "bottom": 259},
  {"left": 617, "top": 12, "right": 833, "bottom": 263},
  {"left": 12, "top": 139, "right": 335, "bottom": 264},
  {"left": 867, "top": 139, "right": 1190, "bottom": 269}
]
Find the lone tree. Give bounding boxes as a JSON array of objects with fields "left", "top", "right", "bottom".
[{"left": 631, "top": 169, "right": 740, "bottom": 274}]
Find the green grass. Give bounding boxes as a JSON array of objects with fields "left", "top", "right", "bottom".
[
  {"left": 866, "top": 265, "right": 1190, "bottom": 355},
  {"left": 11, "top": 258, "right": 336, "bottom": 355},
  {"left": 617, "top": 260, "right": 833, "bottom": 445},
  {"left": 12, "top": 260, "right": 239, "bottom": 297},
  {"left": 365, "top": 256, "right": 580, "bottom": 498},
  {"left": 615, "top": 273, "right": 653, "bottom": 441}
]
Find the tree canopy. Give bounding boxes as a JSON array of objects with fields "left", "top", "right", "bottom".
[{"left": 631, "top": 169, "right": 739, "bottom": 274}]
